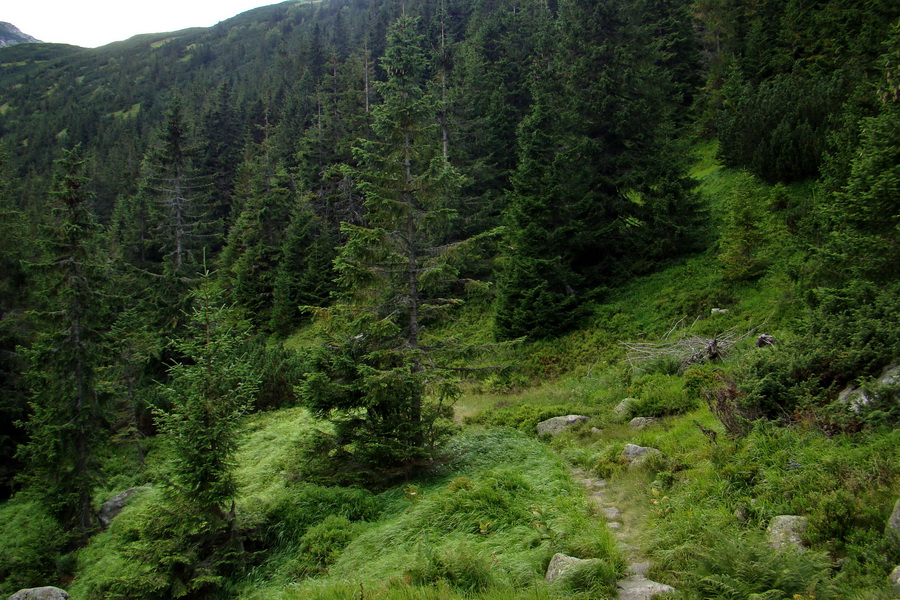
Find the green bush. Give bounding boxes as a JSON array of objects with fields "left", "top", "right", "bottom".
[
  {"left": 265, "top": 484, "right": 380, "bottom": 546},
  {"left": 693, "top": 536, "right": 840, "bottom": 600},
  {"left": 292, "top": 515, "right": 365, "bottom": 575},
  {"left": 736, "top": 281, "right": 900, "bottom": 427},
  {"left": 716, "top": 424, "right": 899, "bottom": 553},
  {"left": 73, "top": 495, "right": 223, "bottom": 600},
  {"left": 0, "top": 499, "right": 66, "bottom": 596},
  {"left": 627, "top": 373, "right": 694, "bottom": 418},
  {"left": 407, "top": 542, "right": 497, "bottom": 592}
]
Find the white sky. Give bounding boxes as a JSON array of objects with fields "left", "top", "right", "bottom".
[{"left": 4, "top": 1, "right": 281, "bottom": 48}]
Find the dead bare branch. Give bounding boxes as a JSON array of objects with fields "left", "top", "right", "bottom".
[{"left": 621, "top": 318, "right": 763, "bottom": 373}]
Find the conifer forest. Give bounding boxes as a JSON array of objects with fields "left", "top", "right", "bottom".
[{"left": 0, "top": 1, "right": 898, "bottom": 598}]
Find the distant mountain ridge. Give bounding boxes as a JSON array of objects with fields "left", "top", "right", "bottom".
[{"left": 0, "top": 22, "right": 40, "bottom": 47}]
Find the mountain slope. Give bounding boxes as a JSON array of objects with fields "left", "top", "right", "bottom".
[{"left": 0, "top": 22, "right": 40, "bottom": 47}]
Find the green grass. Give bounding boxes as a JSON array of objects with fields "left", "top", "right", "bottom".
[
  {"left": 64, "top": 412, "right": 622, "bottom": 600},
  {"left": 0, "top": 498, "right": 67, "bottom": 596},
  {"left": 235, "top": 427, "right": 623, "bottom": 599}
]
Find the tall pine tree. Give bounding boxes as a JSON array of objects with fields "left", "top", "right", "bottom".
[
  {"left": 495, "top": 0, "right": 701, "bottom": 339},
  {"left": 300, "top": 15, "right": 465, "bottom": 483},
  {"left": 18, "top": 146, "right": 109, "bottom": 534}
]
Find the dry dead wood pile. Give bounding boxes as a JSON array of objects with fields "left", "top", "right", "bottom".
[{"left": 622, "top": 317, "right": 761, "bottom": 373}]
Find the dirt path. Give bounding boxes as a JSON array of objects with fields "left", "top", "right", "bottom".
[{"left": 571, "top": 467, "right": 675, "bottom": 600}]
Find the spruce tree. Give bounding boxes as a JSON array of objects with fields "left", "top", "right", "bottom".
[
  {"left": 495, "top": 0, "right": 701, "bottom": 339},
  {"left": 269, "top": 200, "right": 336, "bottom": 334},
  {"left": 299, "top": 15, "right": 465, "bottom": 482},
  {"left": 817, "top": 29, "right": 900, "bottom": 286},
  {"left": 18, "top": 146, "right": 108, "bottom": 534},
  {"left": 155, "top": 271, "right": 259, "bottom": 572},
  {"left": 0, "top": 144, "right": 32, "bottom": 496},
  {"left": 219, "top": 130, "right": 295, "bottom": 330},
  {"left": 142, "top": 96, "right": 217, "bottom": 277},
  {"left": 494, "top": 92, "right": 583, "bottom": 340}
]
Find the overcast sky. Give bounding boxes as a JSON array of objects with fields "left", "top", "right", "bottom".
[{"left": 5, "top": 1, "right": 281, "bottom": 48}]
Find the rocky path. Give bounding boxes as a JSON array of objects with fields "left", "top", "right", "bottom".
[{"left": 570, "top": 467, "right": 675, "bottom": 600}]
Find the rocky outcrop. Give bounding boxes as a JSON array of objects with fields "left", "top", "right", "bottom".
[
  {"left": 837, "top": 363, "right": 900, "bottom": 414},
  {"left": 8, "top": 587, "right": 69, "bottom": 600},
  {"left": 99, "top": 486, "right": 150, "bottom": 527},
  {"left": 613, "top": 398, "right": 636, "bottom": 416},
  {"left": 545, "top": 553, "right": 602, "bottom": 581},
  {"left": 0, "top": 23, "right": 41, "bottom": 47},
  {"left": 536, "top": 415, "right": 589, "bottom": 436},
  {"left": 628, "top": 417, "right": 658, "bottom": 429},
  {"left": 622, "top": 444, "right": 662, "bottom": 467},
  {"left": 766, "top": 515, "right": 808, "bottom": 551},
  {"left": 888, "top": 565, "right": 900, "bottom": 593},
  {"left": 887, "top": 497, "right": 900, "bottom": 548}
]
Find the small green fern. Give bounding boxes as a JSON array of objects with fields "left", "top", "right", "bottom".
[{"left": 694, "top": 535, "right": 838, "bottom": 600}]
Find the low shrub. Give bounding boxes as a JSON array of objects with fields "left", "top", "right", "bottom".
[
  {"left": 407, "top": 541, "right": 497, "bottom": 592},
  {"left": 464, "top": 404, "right": 583, "bottom": 433},
  {"left": 693, "top": 535, "right": 840, "bottom": 600},
  {"left": 291, "top": 515, "right": 366, "bottom": 575},
  {"left": 627, "top": 373, "right": 695, "bottom": 418},
  {"left": 735, "top": 281, "right": 900, "bottom": 428},
  {"left": 265, "top": 483, "right": 380, "bottom": 546},
  {"left": 0, "top": 499, "right": 66, "bottom": 596}
]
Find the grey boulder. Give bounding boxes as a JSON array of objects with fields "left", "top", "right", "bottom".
[
  {"left": 99, "top": 486, "right": 150, "bottom": 527},
  {"left": 545, "top": 553, "right": 602, "bottom": 582},
  {"left": 9, "top": 587, "right": 69, "bottom": 600},
  {"left": 536, "top": 415, "right": 589, "bottom": 436},
  {"left": 888, "top": 565, "right": 900, "bottom": 593},
  {"left": 766, "top": 515, "right": 808, "bottom": 551},
  {"left": 888, "top": 497, "right": 900, "bottom": 548},
  {"left": 617, "top": 575, "right": 675, "bottom": 600},
  {"left": 614, "top": 398, "right": 636, "bottom": 416},
  {"left": 622, "top": 444, "right": 662, "bottom": 467},
  {"left": 628, "top": 417, "right": 658, "bottom": 429},
  {"left": 837, "top": 363, "right": 900, "bottom": 414}
]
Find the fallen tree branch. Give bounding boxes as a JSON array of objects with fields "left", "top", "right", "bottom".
[{"left": 622, "top": 321, "right": 762, "bottom": 372}]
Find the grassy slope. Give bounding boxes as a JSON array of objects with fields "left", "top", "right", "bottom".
[
  {"left": 3, "top": 144, "right": 897, "bottom": 599},
  {"left": 256, "top": 142, "right": 897, "bottom": 599},
  {"left": 458, "top": 143, "right": 900, "bottom": 599}
]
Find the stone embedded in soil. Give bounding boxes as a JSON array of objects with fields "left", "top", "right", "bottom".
[
  {"left": 887, "top": 497, "right": 900, "bottom": 547},
  {"left": 628, "top": 417, "right": 658, "bottom": 429},
  {"left": 98, "top": 486, "right": 150, "bottom": 527},
  {"left": 602, "top": 506, "right": 622, "bottom": 520},
  {"left": 536, "top": 414, "right": 590, "bottom": 436},
  {"left": 545, "top": 553, "right": 602, "bottom": 582},
  {"left": 607, "top": 521, "right": 622, "bottom": 530},
  {"left": 628, "top": 562, "right": 652, "bottom": 577},
  {"left": 766, "top": 515, "right": 808, "bottom": 551},
  {"left": 8, "top": 587, "right": 70, "bottom": 600},
  {"left": 614, "top": 398, "right": 636, "bottom": 415},
  {"left": 582, "top": 477, "right": 607, "bottom": 490},
  {"left": 888, "top": 565, "right": 900, "bottom": 592},
  {"left": 622, "top": 444, "right": 663, "bottom": 466},
  {"left": 617, "top": 575, "right": 675, "bottom": 600}
]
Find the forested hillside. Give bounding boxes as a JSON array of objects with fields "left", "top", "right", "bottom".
[{"left": 0, "top": 0, "right": 898, "bottom": 598}]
